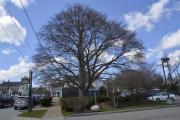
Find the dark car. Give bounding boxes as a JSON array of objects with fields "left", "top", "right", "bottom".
[{"left": 0, "top": 94, "right": 14, "bottom": 108}]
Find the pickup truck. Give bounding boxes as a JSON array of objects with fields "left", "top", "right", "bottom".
[
  {"left": 148, "top": 92, "right": 176, "bottom": 102},
  {"left": 0, "top": 94, "right": 14, "bottom": 108}
]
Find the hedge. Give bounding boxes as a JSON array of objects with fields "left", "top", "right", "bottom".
[{"left": 40, "top": 97, "right": 51, "bottom": 107}]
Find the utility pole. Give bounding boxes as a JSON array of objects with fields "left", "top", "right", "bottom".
[
  {"left": 28, "top": 70, "right": 33, "bottom": 112},
  {"left": 161, "top": 58, "right": 167, "bottom": 84}
]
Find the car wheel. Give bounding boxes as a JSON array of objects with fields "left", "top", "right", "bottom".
[
  {"left": 156, "top": 98, "right": 160, "bottom": 102},
  {"left": 14, "top": 107, "right": 17, "bottom": 110}
]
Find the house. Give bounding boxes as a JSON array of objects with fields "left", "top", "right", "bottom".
[
  {"left": 0, "top": 80, "right": 21, "bottom": 95},
  {"left": 62, "top": 80, "right": 108, "bottom": 97},
  {"left": 0, "top": 77, "right": 29, "bottom": 96},
  {"left": 46, "top": 80, "right": 64, "bottom": 97}
]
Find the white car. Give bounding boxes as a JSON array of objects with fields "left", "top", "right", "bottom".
[{"left": 148, "top": 92, "right": 176, "bottom": 102}]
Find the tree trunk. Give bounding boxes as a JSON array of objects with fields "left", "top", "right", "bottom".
[{"left": 79, "top": 89, "right": 84, "bottom": 98}]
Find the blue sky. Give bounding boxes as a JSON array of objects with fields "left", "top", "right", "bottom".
[{"left": 0, "top": 0, "right": 180, "bottom": 82}]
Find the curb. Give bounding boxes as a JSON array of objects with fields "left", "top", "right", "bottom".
[
  {"left": 66, "top": 103, "right": 180, "bottom": 117},
  {"left": 14, "top": 116, "right": 40, "bottom": 120}
]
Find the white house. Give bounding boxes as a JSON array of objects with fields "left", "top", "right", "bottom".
[{"left": 46, "top": 81, "right": 64, "bottom": 97}]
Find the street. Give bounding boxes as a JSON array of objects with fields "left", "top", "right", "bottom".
[
  {"left": 0, "top": 106, "right": 21, "bottom": 120},
  {"left": 65, "top": 106, "right": 180, "bottom": 120}
]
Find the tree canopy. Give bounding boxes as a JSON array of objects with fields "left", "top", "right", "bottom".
[{"left": 33, "top": 4, "right": 144, "bottom": 96}]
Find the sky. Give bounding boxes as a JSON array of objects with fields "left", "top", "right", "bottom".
[{"left": 0, "top": 0, "right": 180, "bottom": 83}]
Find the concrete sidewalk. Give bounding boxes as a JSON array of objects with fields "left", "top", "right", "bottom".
[
  {"left": 15, "top": 97, "right": 64, "bottom": 120},
  {"left": 42, "top": 97, "right": 64, "bottom": 120}
]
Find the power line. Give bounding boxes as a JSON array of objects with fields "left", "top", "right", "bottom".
[
  {"left": 1, "top": 1, "right": 34, "bottom": 53},
  {"left": 19, "top": 0, "right": 44, "bottom": 47},
  {"left": 19, "top": 0, "right": 58, "bottom": 70}
]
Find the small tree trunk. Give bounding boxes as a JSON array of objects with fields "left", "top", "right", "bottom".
[{"left": 79, "top": 89, "right": 84, "bottom": 98}]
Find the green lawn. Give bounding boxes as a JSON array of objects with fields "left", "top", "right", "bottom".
[
  {"left": 61, "top": 101, "right": 168, "bottom": 116},
  {"left": 63, "top": 111, "right": 74, "bottom": 116},
  {"left": 18, "top": 110, "right": 47, "bottom": 118},
  {"left": 100, "top": 102, "right": 168, "bottom": 112}
]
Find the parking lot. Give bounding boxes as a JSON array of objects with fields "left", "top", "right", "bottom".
[{"left": 0, "top": 105, "right": 22, "bottom": 120}]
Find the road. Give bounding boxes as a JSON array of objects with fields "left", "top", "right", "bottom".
[
  {"left": 0, "top": 106, "right": 21, "bottom": 120},
  {"left": 65, "top": 106, "right": 180, "bottom": 120}
]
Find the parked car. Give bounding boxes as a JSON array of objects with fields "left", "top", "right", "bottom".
[
  {"left": 0, "top": 94, "right": 13, "bottom": 108},
  {"left": 14, "top": 96, "right": 30, "bottom": 110},
  {"left": 120, "top": 90, "right": 131, "bottom": 97},
  {"left": 148, "top": 92, "right": 176, "bottom": 102}
]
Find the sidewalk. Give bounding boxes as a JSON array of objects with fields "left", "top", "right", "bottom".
[
  {"left": 42, "top": 97, "right": 64, "bottom": 120},
  {"left": 15, "top": 97, "right": 64, "bottom": 120}
]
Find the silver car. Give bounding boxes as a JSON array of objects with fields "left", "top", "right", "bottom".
[{"left": 14, "top": 96, "right": 29, "bottom": 110}]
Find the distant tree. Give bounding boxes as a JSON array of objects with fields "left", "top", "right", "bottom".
[
  {"left": 33, "top": 4, "right": 143, "bottom": 97},
  {"left": 111, "top": 64, "right": 163, "bottom": 93}
]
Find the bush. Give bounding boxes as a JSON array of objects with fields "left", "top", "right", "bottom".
[
  {"left": 97, "top": 96, "right": 111, "bottom": 103},
  {"left": 116, "top": 93, "right": 147, "bottom": 107},
  {"left": 61, "top": 97, "right": 89, "bottom": 112},
  {"left": 40, "top": 98, "right": 51, "bottom": 107}
]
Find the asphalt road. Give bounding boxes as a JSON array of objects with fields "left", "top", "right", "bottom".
[
  {"left": 65, "top": 106, "right": 180, "bottom": 120},
  {"left": 0, "top": 106, "right": 21, "bottom": 120}
]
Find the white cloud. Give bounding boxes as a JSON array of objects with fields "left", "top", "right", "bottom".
[
  {"left": 10, "top": 0, "right": 34, "bottom": 9},
  {"left": 0, "top": 3, "right": 7, "bottom": 16},
  {"left": 160, "top": 30, "right": 180, "bottom": 49},
  {"left": 0, "top": 16, "right": 26, "bottom": 46},
  {"left": 147, "top": 29, "right": 180, "bottom": 59},
  {"left": 54, "top": 57, "right": 67, "bottom": 64},
  {"left": 0, "top": 0, "right": 27, "bottom": 46},
  {"left": 99, "top": 51, "right": 115, "bottom": 63},
  {"left": 124, "top": 0, "right": 169, "bottom": 31},
  {"left": 0, "top": 0, "right": 34, "bottom": 46},
  {"left": 1, "top": 48, "right": 15, "bottom": 54},
  {"left": 0, "top": 56, "right": 34, "bottom": 81},
  {"left": 124, "top": 49, "right": 142, "bottom": 61},
  {"left": 168, "top": 50, "right": 180, "bottom": 64}
]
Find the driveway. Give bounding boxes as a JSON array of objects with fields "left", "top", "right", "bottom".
[
  {"left": 0, "top": 106, "right": 21, "bottom": 120},
  {"left": 65, "top": 106, "right": 180, "bottom": 120}
]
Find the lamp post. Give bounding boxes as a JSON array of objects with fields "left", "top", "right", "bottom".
[{"left": 28, "top": 70, "right": 33, "bottom": 112}]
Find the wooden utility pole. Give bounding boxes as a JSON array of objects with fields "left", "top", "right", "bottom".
[{"left": 28, "top": 70, "right": 33, "bottom": 112}]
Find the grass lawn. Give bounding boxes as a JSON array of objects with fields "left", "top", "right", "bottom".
[
  {"left": 100, "top": 102, "right": 168, "bottom": 112},
  {"left": 61, "top": 101, "right": 169, "bottom": 116},
  {"left": 18, "top": 110, "right": 47, "bottom": 118},
  {"left": 63, "top": 111, "right": 74, "bottom": 116}
]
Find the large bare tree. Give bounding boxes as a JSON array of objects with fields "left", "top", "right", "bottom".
[{"left": 33, "top": 4, "right": 144, "bottom": 97}]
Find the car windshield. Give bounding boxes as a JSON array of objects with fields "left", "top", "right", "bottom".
[
  {"left": 154, "top": 93, "right": 160, "bottom": 96},
  {"left": 162, "top": 92, "right": 168, "bottom": 96}
]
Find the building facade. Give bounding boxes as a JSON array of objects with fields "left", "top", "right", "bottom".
[
  {"left": 0, "top": 81, "right": 21, "bottom": 95},
  {"left": 0, "top": 77, "right": 29, "bottom": 96},
  {"left": 46, "top": 81, "right": 64, "bottom": 97}
]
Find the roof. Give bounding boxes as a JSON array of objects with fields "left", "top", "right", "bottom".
[{"left": 0, "top": 81, "right": 21, "bottom": 87}]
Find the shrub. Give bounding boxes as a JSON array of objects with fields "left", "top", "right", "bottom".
[
  {"left": 40, "top": 98, "right": 51, "bottom": 107},
  {"left": 61, "top": 97, "right": 89, "bottom": 113},
  {"left": 97, "top": 96, "right": 111, "bottom": 103},
  {"left": 116, "top": 93, "right": 147, "bottom": 107},
  {"left": 49, "top": 96, "right": 53, "bottom": 103}
]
